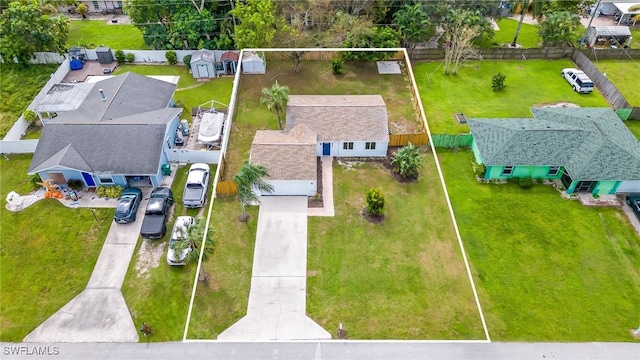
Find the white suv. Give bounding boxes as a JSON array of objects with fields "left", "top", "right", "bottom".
[{"left": 561, "top": 68, "right": 594, "bottom": 93}]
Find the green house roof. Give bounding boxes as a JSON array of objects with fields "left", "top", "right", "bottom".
[{"left": 468, "top": 108, "right": 640, "bottom": 181}]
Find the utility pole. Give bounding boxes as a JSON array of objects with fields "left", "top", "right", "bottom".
[{"left": 579, "top": 0, "right": 602, "bottom": 49}]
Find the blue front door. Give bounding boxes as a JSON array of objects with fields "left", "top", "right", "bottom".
[
  {"left": 322, "top": 143, "right": 330, "bottom": 155},
  {"left": 82, "top": 172, "right": 96, "bottom": 187}
]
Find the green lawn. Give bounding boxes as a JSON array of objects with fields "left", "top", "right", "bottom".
[
  {"left": 440, "top": 150, "right": 640, "bottom": 341},
  {"left": 476, "top": 18, "right": 539, "bottom": 48},
  {"left": 306, "top": 160, "right": 485, "bottom": 339},
  {"left": 414, "top": 59, "right": 610, "bottom": 134},
  {"left": 592, "top": 60, "right": 640, "bottom": 106},
  {"left": 626, "top": 120, "right": 640, "bottom": 139},
  {"left": 631, "top": 28, "right": 640, "bottom": 49},
  {"left": 113, "top": 65, "right": 234, "bottom": 112},
  {"left": 0, "top": 155, "right": 113, "bottom": 341},
  {"left": 0, "top": 64, "right": 59, "bottom": 138},
  {"left": 67, "top": 20, "right": 148, "bottom": 50}
]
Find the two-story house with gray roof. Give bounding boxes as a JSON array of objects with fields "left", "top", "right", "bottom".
[
  {"left": 248, "top": 95, "right": 390, "bottom": 196},
  {"left": 28, "top": 72, "right": 183, "bottom": 189},
  {"left": 468, "top": 107, "right": 640, "bottom": 195}
]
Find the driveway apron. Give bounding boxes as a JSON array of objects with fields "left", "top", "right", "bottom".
[
  {"left": 218, "top": 196, "right": 330, "bottom": 340},
  {"left": 23, "top": 191, "right": 151, "bottom": 343}
]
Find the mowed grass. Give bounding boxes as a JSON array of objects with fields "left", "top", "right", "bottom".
[
  {"left": 631, "top": 28, "right": 640, "bottom": 49},
  {"left": 306, "top": 159, "right": 485, "bottom": 339},
  {"left": 121, "top": 164, "right": 214, "bottom": 342},
  {"left": 186, "top": 197, "right": 258, "bottom": 339},
  {"left": 0, "top": 155, "right": 113, "bottom": 341},
  {"left": 414, "top": 59, "right": 610, "bottom": 134},
  {"left": 67, "top": 20, "right": 148, "bottom": 50},
  {"left": 224, "top": 59, "right": 421, "bottom": 180},
  {"left": 113, "top": 65, "right": 234, "bottom": 111},
  {"left": 0, "top": 64, "right": 59, "bottom": 138},
  {"left": 592, "top": 60, "right": 640, "bottom": 105},
  {"left": 475, "top": 18, "right": 539, "bottom": 48},
  {"left": 625, "top": 120, "right": 640, "bottom": 139},
  {"left": 440, "top": 150, "right": 640, "bottom": 341}
]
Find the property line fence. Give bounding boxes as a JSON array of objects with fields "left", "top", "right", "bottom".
[
  {"left": 571, "top": 50, "right": 632, "bottom": 110},
  {"left": 389, "top": 133, "right": 429, "bottom": 146},
  {"left": 429, "top": 134, "right": 473, "bottom": 148},
  {"left": 410, "top": 47, "right": 640, "bottom": 61}
]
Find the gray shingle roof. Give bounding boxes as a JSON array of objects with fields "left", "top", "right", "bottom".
[
  {"left": 286, "top": 95, "right": 389, "bottom": 142},
  {"left": 250, "top": 124, "right": 317, "bottom": 181},
  {"left": 49, "top": 72, "right": 177, "bottom": 124},
  {"left": 29, "top": 123, "right": 167, "bottom": 174},
  {"left": 191, "top": 49, "right": 216, "bottom": 63},
  {"left": 468, "top": 108, "right": 640, "bottom": 180}
]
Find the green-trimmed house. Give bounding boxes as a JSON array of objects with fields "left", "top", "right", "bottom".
[{"left": 468, "top": 107, "right": 640, "bottom": 195}]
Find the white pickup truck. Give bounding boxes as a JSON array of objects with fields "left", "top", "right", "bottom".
[{"left": 182, "top": 163, "right": 210, "bottom": 208}]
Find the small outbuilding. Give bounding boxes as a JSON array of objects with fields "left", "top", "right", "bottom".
[
  {"left": 96, "top": 47, "right": 114, "bottom": 64},
  {"left": 241, "top": 51, "right": 266, "bottom": 74},
  {"left": 586, "top": 26, "right": 632, "bottom": 48},
  {"left": 191, "top": 49, "right": 216, "bottom": 79},
  {"left": 219, "top": 50, "right": 239, "bottom": 76}
]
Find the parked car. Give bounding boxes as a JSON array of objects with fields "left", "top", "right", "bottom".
[
  {"left": 113, "top": 187, "right": 143, "bottom": 224},
  {"left": 167, "top": 216, "right": 195, "bottom": 266},
  {"left": 140, "top": 187, "right": 173, "bottom": 239},
  {"left": 182, "top": 163, "right": 210, "bottom": 208},
  {"left": 626, "top": 193, "right": 640, "bottom": 221},
  {"left": 561, "top": 68, "right": 594, "bottom": 93}
]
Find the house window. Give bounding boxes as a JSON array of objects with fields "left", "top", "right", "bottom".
[
  {"left": 99, "top": 175, "right": 114, "bottom": 184},
  {"left": 93, "top": 1, "right": 100, "bottom": 10},
  {"left": 365, "top": 142, "right": 376, "bottom": 150},
  {"left": 502, "top": 166, "right": 514, "bottom": 176},
  {"left": 343, "top": 142, "right": 354, "bottom": 150},
  {"left": 548, "top": 166, "right": 560, "bottom": 176}
]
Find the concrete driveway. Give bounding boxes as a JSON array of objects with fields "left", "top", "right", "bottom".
[
  {"left": 23, "top": 190, "right": 151, "bottom": 343},
  {"left": 219, "top": 196, "right": 330, "bottom": 340}
]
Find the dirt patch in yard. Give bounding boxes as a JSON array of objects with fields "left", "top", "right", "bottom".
[{"left": 134, "top": 240, "right": 166, "bottom": 279}]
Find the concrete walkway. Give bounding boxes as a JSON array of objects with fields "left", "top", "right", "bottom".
[
  {"left": 308, "top": 156, "right": 335, "bottom": 217},
  {"left": 24, "top": 190, "right": 151, "bottom": 343},
  {"left": 218, "top": 196, "right": 330, "bottom": 340}
]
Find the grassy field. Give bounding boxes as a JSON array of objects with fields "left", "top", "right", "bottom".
[
  {"left": 592, "top": 60, "right": 640, "bottom": 106},
  {"left": 476, "top": 18, "right": 539, "bottom": 48},
  {"left": 306, "top": 159, "right": 485, "bottom": 339},
  {"left": 631, "top": 28, "right": 640, "bottom": 49},
  {"left": 0, "top": 64, "right": 59, "bottom": 138},
  {"left": 626, "top": 120, "right": 640, "bottom": 139},
  {"left": 224, "top": 59, "right": 421, "bottom": 180},
  {"left": 113, "top": 65, "right": 234, "bottom": 112},
  {"left": 0, "top": 155, "right": 113, "bottom": 341},
  {"left": 414, "top": 59, "right": 610, "bottom": 134},
  {"left": 440, "top": 150, "right": 640, "bottom": 341},
  {"left": 67, "top": 20, "right": 148, "bottom": 50}
]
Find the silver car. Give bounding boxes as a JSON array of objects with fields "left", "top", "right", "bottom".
[{"left": 167, "top": 216, "right": 194, "bottom": 266}]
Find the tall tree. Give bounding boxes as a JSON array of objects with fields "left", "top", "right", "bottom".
[
  {"left": 630, "top": 4, "right": 640, "bottom": 25},
  {"left": 511, "top": 0, "right": 528, "bottom": 47},
  {"left": 538, "top": 10, "right": 580, "bottom": 47},
  {"left": 233, "top": 160, "right": 274, "bottom": 221},
  {"left": 441, "top": 10, "right": 481, "bottom": 75},
  {"left": 261, "top": 81, "right": 290, "bottom": 130},
  {"left": 393, "top": 3, "right": 431, "bottom": 56},
  {"left": 0, "top": 0, "right": 69, "bottom": 65},
  {"left": 230, "top": 0, "right": 286, "bottom": 49}
]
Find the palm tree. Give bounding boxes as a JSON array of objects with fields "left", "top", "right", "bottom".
[
  {"left": 169, "top": 218, "right": 214, "bottom": 265},
  {"left": 511, "top": 0, "right": 528, "bottom": 47},
  {"left": 630, "top": 4, "right": 640, "bottom": 26},
  {"left": 233, "top": 160, "right": 274, "bottom": 221},
  {"left": 260, "top": 81, "right": 289, "bottom": 130},
  {"left": 393, "top": 3, "right": 431, "bottom": 57}
]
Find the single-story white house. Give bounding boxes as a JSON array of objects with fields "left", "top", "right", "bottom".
[{"left": 248, "top": 95, "right": 389, "bottom": 196}]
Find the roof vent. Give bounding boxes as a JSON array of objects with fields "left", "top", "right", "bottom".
[
  {"left": 99, "top": 88, "right": 106, "bottom": 101},
  {"left": 586, "top": 115, "right": 591, "bottom": 118},
  {"left": 546, "top": 125, "right": 551, "bottom": 129},
  {"left": 521, "top": 126, "right": 525, "bottom": 129}
]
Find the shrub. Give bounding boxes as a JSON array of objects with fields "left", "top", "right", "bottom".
[
  {"left": 30, "top": 175, "right": 42, "bottom": 190},
  {"left": 331, "top": 58, "right": 344, "bottom": 75},
  {"left": 474, "top": 163, "right": 486, "bottom": 178},
  {"left": 165, "top": 50, "right": 177, "bottom": 65},
  {"left": 391, "top": 142, "right": 424, "bottom": 179},
  {"left": 519, "top": 176, "right": 534, "bottom": 189},
  {"left": 125, "top": 53, "right": 135, "bottom": 63},
  {"left": 506, "top": 176, "right": 520, "bottom": 184},
  {"left": 23, "top": 110, "right": 37, "bottom": 124},
  {"left": 96, "top": 185, "right": 123, "bottom": 198},
  {"left": 76, "top": 3, "right": 88, "bottom": 18},
  {"left": 492, "top": 72, "right": 506, "bottom": 91},
  {"left": 66, "top": 179, "right": 84, "bottom": 191},
  {"left": 183, "top": 54, "right": 192, "bottom": 68},
  {"left": 115, "top": 50, "right": 125, "bottom": 63},
  {"left": 366, "top": 188, "right": 385, "bottom": 217}
]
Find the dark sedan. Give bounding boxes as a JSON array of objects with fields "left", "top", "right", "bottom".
[
  {"left": 626, "top": 193, "right": 640, "bottom": 221},
  {"left": 113, "top": 187, "right": 143, "bottom": 224}
]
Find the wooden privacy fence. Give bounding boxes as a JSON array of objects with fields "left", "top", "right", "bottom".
[
  {"left": 216, "top": 180, "right": 237, "bottom": 196},
  {"left": 429, "top": 134, "right": 473, "bottom": 148},
  {"left": 389, "top": 133, "right": 429, "bottom": 146},
  {"left": 410, "top": 47, "right": 640, "bottom": 62},
  {"left": 571, "top": 50, "right": 631, "bottom": 109},
  {"left": 264, "top": 49, "right": 405, "bottom": 61}
]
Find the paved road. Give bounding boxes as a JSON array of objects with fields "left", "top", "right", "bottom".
[{"left": 1, "top": 341, "right": 638, "bottom": 360}]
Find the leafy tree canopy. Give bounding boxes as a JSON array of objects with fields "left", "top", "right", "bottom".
[
  {"left": 0, "top": 0, "right": 69, "bottom": 65},
  {"left": 539, "top": 10, "right": 581, "bottom": 47},
  {"left": 230, "top": 0, "right": 288, "bottom": 49}
]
